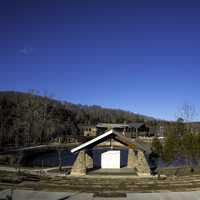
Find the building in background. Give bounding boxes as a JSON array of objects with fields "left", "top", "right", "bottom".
[
  {"left": 79, "top": 125, "right": 97, "bottom": 137},
  {"left": 79, "top": 122, "right": 156, "bottom": 138},
  {"left": 96, "top": 122, "right": 151, "bottom": 138}
]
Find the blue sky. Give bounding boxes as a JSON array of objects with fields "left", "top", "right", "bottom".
[{"left": 0, "top": 0, "right": 200, "bottom": 120}]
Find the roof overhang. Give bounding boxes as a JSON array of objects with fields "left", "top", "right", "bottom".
[
  {"left": 71, "top": 129, "right": 113, "bottom": 153},
  {"left": 71, "top": 129, "right": 148, "bottom": 153}
]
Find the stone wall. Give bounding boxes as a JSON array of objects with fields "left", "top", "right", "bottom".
[
  {"left": 127, "top": 149, "right": 137, "bottom": 169},
  {"left": 70, "top": 150, "right": 86, "bottom": 175},
  {"left": 70, "top": 147, "right": 150, "bottom": 176},
  {"left": 135, "top": 150, "right": 151, "bottom": 175},
  {"left": 85, "top": 152, "right": 93, "bottom": 169},
  {"left": 127, "top": 148, "right": 151, "bottom": 176}
]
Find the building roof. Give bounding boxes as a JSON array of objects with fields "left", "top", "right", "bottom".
[
  {"left": 71, "top": 129, "right": 149, "bottom": 153},
  {"left": 96, "top": 122, "right": 145, "bottom": 129},
  {"left": 96, "top": 123, "right": 127, "bottom": 128},
  {"left": 129, "top": 122, "right": 145, "bottom": 129}
]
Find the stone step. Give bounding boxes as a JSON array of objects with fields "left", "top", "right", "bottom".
[
  {"left": 12, "top": 174, "right": 200, "bottom": 192},
  {"left": 54, "top": 176, "right": 200, "bottom": 182},
  {"left": 32, "top": 183, "right": 200, "bottom": 192},
  {"left": 51, "top": 178, "right": 200, "bottom": 184},
  {"left": 15, "top": 180, "right": 200, "bottom": 193},
  {"left": 42, "top": 179, "right": 200, "bottom": 187}
]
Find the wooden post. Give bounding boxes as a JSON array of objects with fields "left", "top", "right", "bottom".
[
  {"left": 136, "top": 128, "right": 138, "bottom": 138},
  {"left": 58, "top": 149, "right": 62, "bottom": 172}
]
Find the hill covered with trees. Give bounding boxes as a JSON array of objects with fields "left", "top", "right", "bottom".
[
  {"left": 1, "top": 91, "right": 200, "bottom": 167},
  {"left": 0, "top": 91, "right": 157, "bottom": 148}
]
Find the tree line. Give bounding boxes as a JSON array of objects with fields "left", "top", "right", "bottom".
[
  {"left": 0, "top": 91, "right": 79, "bottom": 148},
  {"left": 0, "top": 91, "right": 153, "bottom": 148},
  {"left": 152, "top": 121, "right": 200, "bottom": 167}
]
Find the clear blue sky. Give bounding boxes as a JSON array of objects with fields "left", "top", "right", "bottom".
[{"left": 0, "top": 0, "right": 200, "bottom": 120}]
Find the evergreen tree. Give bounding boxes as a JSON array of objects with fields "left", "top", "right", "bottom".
[
  {"left": 162, "top": 132, "right": 178, "bottom": 164},
  {"left": 152, "top": 137, "right": 163, "bottom": 157}
]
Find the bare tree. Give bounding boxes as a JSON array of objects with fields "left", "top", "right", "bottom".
[
  {"left": 176, "top": 103, "right": 198, "bottom": 168},
  {"left": 176, "top": 102, "right": 197, "bottom": 122}
]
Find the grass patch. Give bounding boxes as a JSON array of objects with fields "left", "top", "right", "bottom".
[{"left": 158, "top": 166, "right": 200, "bottom": 176}]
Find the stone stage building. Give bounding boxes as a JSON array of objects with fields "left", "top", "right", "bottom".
[{"left": 70, "top": 129, "right": 151, "bottom": 176}]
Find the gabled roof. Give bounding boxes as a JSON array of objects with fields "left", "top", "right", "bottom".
[
  {"left": 71, "top": 129, "right": 148, "bottom": 153},
  {"left": 71, "top": 129, "right": 113, "bottom": 153},
  {"left": 114, "top": 133, "right": 150, "bottom": 152}
]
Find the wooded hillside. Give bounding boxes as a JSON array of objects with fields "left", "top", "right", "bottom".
[{"left": 0, "top": 91, "right": 157, "bottom": 148}]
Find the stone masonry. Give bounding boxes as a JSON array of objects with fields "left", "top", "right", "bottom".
[
  {"left": 127, "top": 148, "right": 138, "bottom": 169},
  {"left": 135, "top": 150, "right": 151, "bottom": 175},
  {"left": 85, "top": 152, "right": 93, "bottom": 169},
  {"left": 70, "top": 150, "right": 86, "bottom": 175},
  {"left": 127, "top": 148, "right": 150, "bottom": 175}
]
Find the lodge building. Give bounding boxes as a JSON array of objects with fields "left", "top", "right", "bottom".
[{"left": 80, "top": 122, "right": 154, "bottom": 138}]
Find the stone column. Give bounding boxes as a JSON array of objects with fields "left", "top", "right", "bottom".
[
  {"left": 136, "top": 150, "right": 151, "bottom": 175},
  {"left": 127, "top": 148, "right": 137, "bottom": 169},
  {"left": 85, "top": 152, "right": 93, "bottom": 169},
  {"left": 70, "top": 150, "right": 86, "bottom": 175}
]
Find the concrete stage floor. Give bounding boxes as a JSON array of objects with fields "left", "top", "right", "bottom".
[
  {"left": 1, "top": 189, "right": 200, "bottom": 200},
  {"left": 87, "top": 167, "right": 137, "bottom": 175}
]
